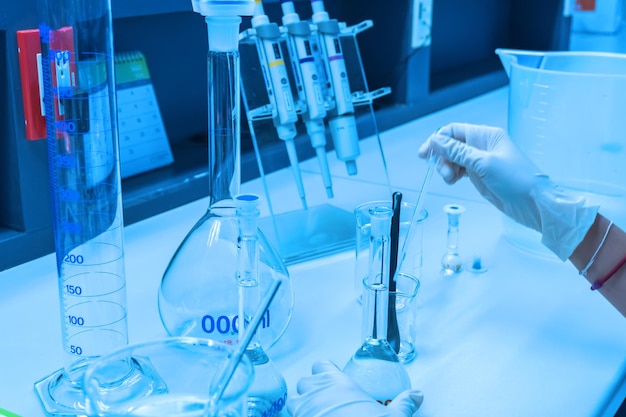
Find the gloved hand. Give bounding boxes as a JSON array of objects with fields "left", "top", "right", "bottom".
[
  {"left": 287, "top": 360, "right": 424, "bottom": 417},
  {"left": 418, "top": 123, "right": 598, "bottom": 260}
]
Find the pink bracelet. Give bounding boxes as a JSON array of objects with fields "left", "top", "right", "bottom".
[{"left": 591, "top": 253, "right": 626, "bottom": 291}]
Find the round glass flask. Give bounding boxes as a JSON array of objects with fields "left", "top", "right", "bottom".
[
  {"left": 157, "top": 14, "right": 293, "bottom": 349},
  {"left": 344, "top": 206, "right": 411, "bottom": 404}
]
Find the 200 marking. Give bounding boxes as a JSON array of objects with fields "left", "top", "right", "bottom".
[{"left": 64, "top": 254, "right": 84, "bottom": 264}]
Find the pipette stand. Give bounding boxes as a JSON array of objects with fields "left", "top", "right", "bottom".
[{"left": 240, "top": 18, "right": 392, "bottom": 265}]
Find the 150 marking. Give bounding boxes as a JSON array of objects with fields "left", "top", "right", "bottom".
[{"left": 65, "top": 284, "right": 82, "bottom": 295}]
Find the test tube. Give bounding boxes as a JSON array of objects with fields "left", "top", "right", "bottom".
[{"left": 35, "top": 0, "right": 131, "bottom": 413}]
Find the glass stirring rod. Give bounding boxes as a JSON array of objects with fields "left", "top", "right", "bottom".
[
  {"left": 397, "top": 151, "right": 438, "bottom": 270},
  {"left": 208, "top": 278, "right": 283, "bottom": 413}
]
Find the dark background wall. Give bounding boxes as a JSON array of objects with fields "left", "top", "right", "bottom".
[{"left": 0, "top": 0, "right": 569, "bottom": 270}]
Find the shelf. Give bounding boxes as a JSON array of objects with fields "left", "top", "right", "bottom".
[{"left": 112, "top": 0, "right": 192, "bottom": 19}]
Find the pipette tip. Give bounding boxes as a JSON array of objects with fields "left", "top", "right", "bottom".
[
  {"left": 325, "top": 187, "right": 334, "bottom": 199},
  {"left": 345, "top": 160, "right": 357, "bottom": 176}
]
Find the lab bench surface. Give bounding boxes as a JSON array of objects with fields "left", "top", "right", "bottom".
[{"left": 1, "top": 87, "right": 626, "bottom": 417}]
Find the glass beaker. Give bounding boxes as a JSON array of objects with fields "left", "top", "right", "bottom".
[
  {"left": 354, "top": 200, "right": 427, "bottom": 301},
  {"left": 34, "top": 0, "right": 137, "bottom": 414},
  {"left": 83, "top": 337, "right": 254, "bottom": 417},
  {"left": 344, "top": 206, "right": 411, "bottom": 404},
  {"left": 390, "top": 272, "right": 421, "bottom": 364},
  {"left": 497, "top": 49, "right": 626, "bottom": 257},
  {"left": 157, "top": 10, "right": 294, "bottom": 350}
]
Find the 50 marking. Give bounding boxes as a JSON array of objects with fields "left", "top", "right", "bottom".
[
  {"left": 69, "top": 345, "right": 83, "bottom": 356},
  {"left": 54, "top": 86, "right": 74, "bottom": 99}
]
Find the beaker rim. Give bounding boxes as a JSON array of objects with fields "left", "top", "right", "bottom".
[
  {"left": 362, "top": 273, "right": 421, "bottom": 298},
  {"left": 497, "top": 48, "right": 626, "bottom": 78},
  {"left": 83, "top": 336, "right": 255, "bottom": 405}
]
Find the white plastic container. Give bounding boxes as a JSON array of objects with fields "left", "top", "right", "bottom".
[{"left": 497, "top": 48, "right": 626, "bottom": 257}]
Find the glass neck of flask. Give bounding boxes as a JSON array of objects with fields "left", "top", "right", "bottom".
[
  {"left": 446, "top": 214, "right": 460, "bottom": 252},
  {"left": 237, "top": 197, "right": 262, "bottom": 349},
  {"left": 207, "top": 22, "right": 241, "bottom": 208}
]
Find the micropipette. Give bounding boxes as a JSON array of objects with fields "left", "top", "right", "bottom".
[
  {"left": 311, "top": 0, "right": 361, "bottom": 176},
  {"left": 280, "top": 0, "right": 334, "bottom": 198},
  {"left": 251, "top": 0, "right": 308, "bottom": 209}
]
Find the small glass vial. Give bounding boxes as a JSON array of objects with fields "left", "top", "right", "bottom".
[
  {"left": 441, "top": 204, "right": 465, "bottom": 276},
  {"left": 344, "top": 206, "right": 411, "bottom": 405}
]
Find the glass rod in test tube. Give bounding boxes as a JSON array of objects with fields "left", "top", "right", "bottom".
[
  {"left": 252, "top": 0, "right": 308, "bottom": 209},
  {"left": 280, "top": 0, "right": 334, "bottom": 198},
  {"left": 311, "top": 0, "right": 361, "bottom": 176}
]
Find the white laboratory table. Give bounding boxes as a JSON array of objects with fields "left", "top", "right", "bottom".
[{"left": 1, "top": 87, "right": 626, "bottom": 417}]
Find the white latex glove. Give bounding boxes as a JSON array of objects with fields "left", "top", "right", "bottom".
[
  {"left": 418, "top": 123, "right": 598, "bottom": 260},
  {"left": 287, "top": 360, "right": 424, "bottom": 417}
]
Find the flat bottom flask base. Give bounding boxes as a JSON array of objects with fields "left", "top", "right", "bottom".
[
  {"left": 35, "top": 368, "right": 88, "bottom": 417},
  {"left": 245, "top": 354, "right": 288, "bottom": 417},
  {"left": 344, "top": 351, "right": 411, "bottom": 405},
  {"left": 247, "top": 396, "right": 284, "bottom": 417}
]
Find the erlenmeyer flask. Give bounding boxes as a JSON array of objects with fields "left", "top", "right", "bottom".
[
  {"left": 157, "top": 15, "right": 293, "bottom": 349},
  {"left": 344, "top": 206, "right": 411, "bottom": 404}
]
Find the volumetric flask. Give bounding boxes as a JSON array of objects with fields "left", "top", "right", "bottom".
[
  {"left": 157, "top": 10, "right": 293, "bottom": 350},
  {"left": 34, "top": 0, "right": 139, "bottom": 414},
  {"left": 83, "top": 337, "right": 254, "bottom": 417}
]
